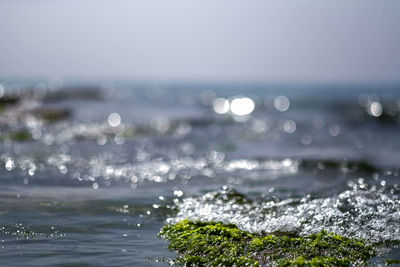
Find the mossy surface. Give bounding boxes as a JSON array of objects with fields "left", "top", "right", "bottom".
[
  {"left": 386, "top": 259, "right": 400, "bottom": 265},
  {"left": 159, "top": 219, "right": 375, "bottom": 266}
]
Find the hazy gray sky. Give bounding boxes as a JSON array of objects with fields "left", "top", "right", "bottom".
[{"left": 0, "top": 0, "right": 399, "bottom": 83}]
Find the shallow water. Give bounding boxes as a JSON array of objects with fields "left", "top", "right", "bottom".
[{"left": 0, "top": 81, "right": 399, "bottom": 266}]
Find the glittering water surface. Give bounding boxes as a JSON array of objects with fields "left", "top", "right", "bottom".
[{"left": 0, "top": 81, "right": 400, "bottom": 265}]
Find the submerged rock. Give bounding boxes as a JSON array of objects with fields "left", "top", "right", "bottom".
[
  {"left": 1, "top": 130, "right": 32, "bottom": 142},
  {"left": 0, "top": 96, "right": 19, "bottom": 107},
  {"left": 33, "top": 108, "right": 71, "bottom": 123},
  {"left": 43, "top": 87, "right": 104, "bottom": 102},
  {"left": 300, "top": 159, "right": 378, "bottom": 174},
  {"left": 160, "top": 219, "right": 375, "bottom": 266}
]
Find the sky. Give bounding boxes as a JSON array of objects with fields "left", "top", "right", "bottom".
[{"left": 0, "top": 0, "right": 399, "bottom": 84}]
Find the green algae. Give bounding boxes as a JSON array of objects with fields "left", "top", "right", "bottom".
[
  {"left": 1, "top": 131, "right": 32, "bottom": 142},
  {"left": 159, "top": 219, "right": 375, "bottom": 266},
  {"left": 386, "top": 259, "right": 400, "bottom": 265}
]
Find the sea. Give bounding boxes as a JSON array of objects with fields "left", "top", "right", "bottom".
[{"left": 0, "top": 80, "right": 399, "bottom": 266}]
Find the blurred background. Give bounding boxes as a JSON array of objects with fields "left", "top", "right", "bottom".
[
  {"left": 0, "top": 1, "right": 400, "bottom": 266},
  {"left": 1, "top": 0, "right": 400, "bottom": 83}
]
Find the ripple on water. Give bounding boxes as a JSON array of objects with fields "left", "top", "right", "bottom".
[{"left": 0, "top": 223, "right": 64, "bottom": 240}]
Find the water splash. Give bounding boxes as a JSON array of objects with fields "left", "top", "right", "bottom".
[{"left": 168, "top": 187, "right": 400, "bottom": 243}]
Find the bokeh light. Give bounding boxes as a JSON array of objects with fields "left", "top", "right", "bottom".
[
  {"left": 108, "top": 113, "right": 121, "bottom": 127},
  {"left": 230, "top": 97, "right": 255, "bottom": 116},
  {"left": 213, "top": 98, "right": 230, "bottom": 114},
  {"left": 273, "top": 95, "right": 290, "bottom": 112},
  {"left": 368, "top": 101, "right": 382, "bottom": 117}
]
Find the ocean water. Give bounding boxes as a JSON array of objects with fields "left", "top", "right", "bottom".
[{"left": 0, "top": 81, "right": 399, "bottom": 266}]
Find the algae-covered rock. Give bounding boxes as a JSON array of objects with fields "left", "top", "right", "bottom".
[
  {"left": 33, "top": 108, "right": 71, "bottom": 123},
  {"left": 1, "top": 130, "right": 32, "bottom": 142},
  {"left": 0, "top": 96, "right": 19, "bottom": 107},
  {"left": 159, "top": 219, "right": 375, "bottom": 266},
  {"left": 386, "top": 259, "right": 400, "bottom": 265}
]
